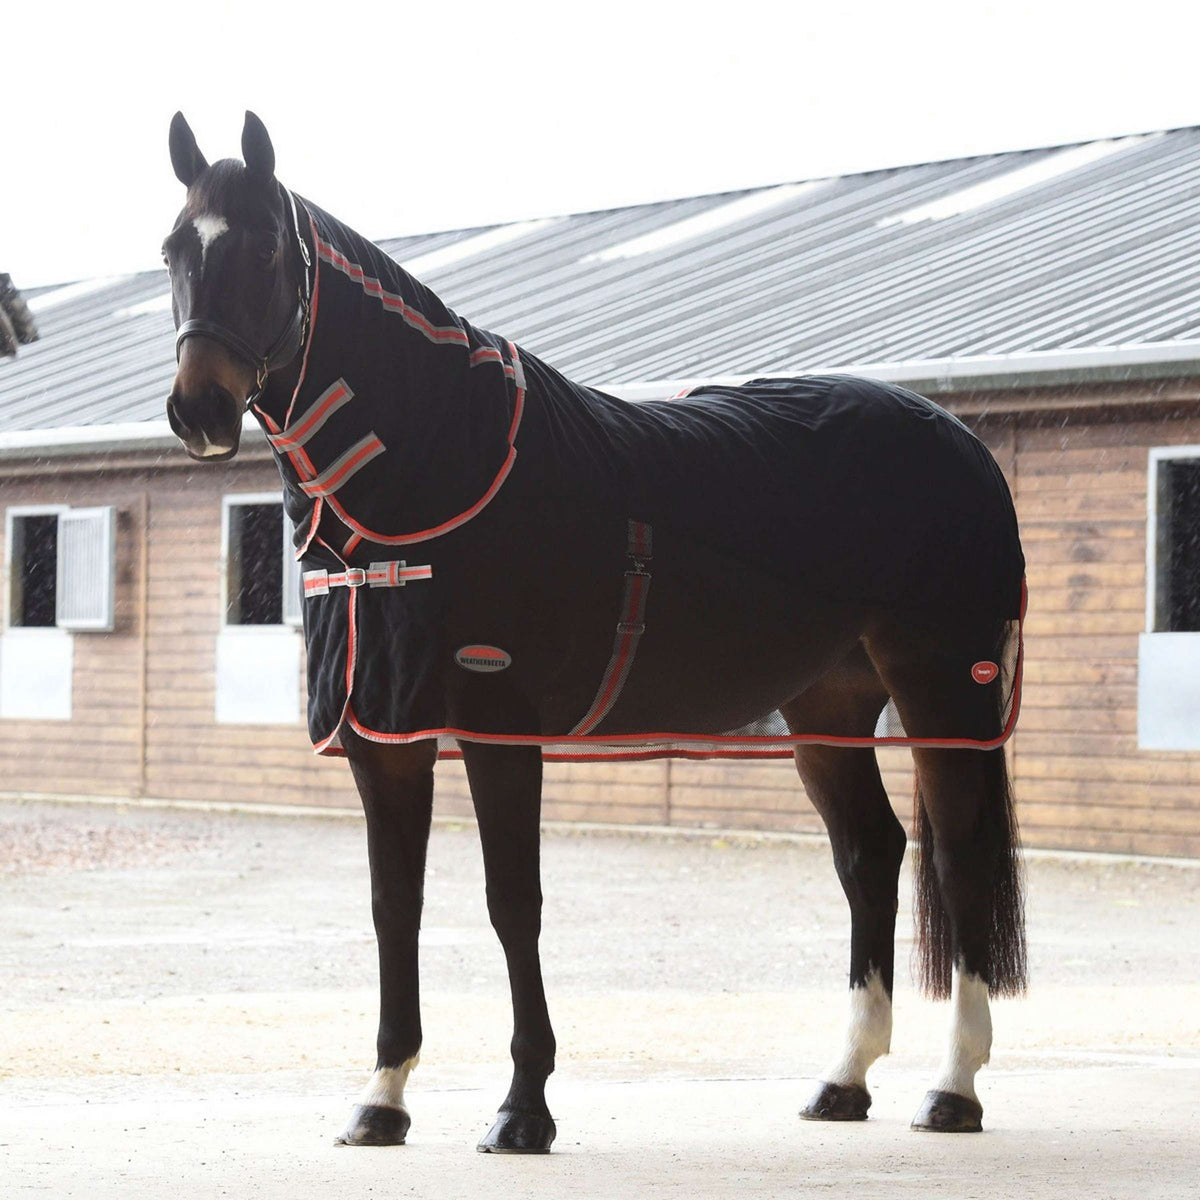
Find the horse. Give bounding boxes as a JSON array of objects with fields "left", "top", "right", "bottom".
[{"left": 162, "top": 110, "right": 1027, "bottom": 1151}]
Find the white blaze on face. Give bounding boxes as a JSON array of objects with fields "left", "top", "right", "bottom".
[
  {"left": 192, "top": 214, "right": 230, "bottom": 271},
  {"left": 934, "top": 968, "right": 992, "bottom": 1101},
  {"left": 822, "top": 969, "right": 893, "bottom": 1089},
  {"left": 357, "top": 1055, "right": 419, "bottom": 1112}
]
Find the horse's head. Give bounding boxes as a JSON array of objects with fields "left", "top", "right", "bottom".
[{"left": 164, "top": 111, "right": 308, "bottom": 461}]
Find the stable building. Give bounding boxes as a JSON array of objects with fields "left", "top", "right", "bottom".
[{"left": 2, "top": 127, "right": 1200, "bottom": 856}]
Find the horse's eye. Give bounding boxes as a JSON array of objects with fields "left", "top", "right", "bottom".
[{"left": 257, "top": 242, "right": 278, "bottom": 266}]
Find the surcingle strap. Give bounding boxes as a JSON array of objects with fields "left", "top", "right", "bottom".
[{"left": 570, "top": 520, "right": 652, "bottom": 736}]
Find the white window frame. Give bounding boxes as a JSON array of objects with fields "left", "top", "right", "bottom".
[
  {"left": 1145, "top": 445, "right": 1200, "bottom": 633},
  {"left": 220, "top": 493, "right": 302, "bottom": 630},
  {"left": 216, "top": 493, "right": 302, "bottom": 726},
  {"left": 1139, "top": 446, "right": 1200, "bottom": 750},
  {"left": 2, "top": 504, "right": 74, "bottom": 721}
]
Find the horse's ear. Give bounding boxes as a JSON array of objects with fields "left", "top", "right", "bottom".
[
  {"left": 242, "top": 111, "right": 276, "bottom": 182},
  {"left": 169, "top": 112, "right": 208, "bottom": 187}
]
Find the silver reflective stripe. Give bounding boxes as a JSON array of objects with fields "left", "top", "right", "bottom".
[{"left": 298, "top": 434, "right": 386, "bottom": 498}]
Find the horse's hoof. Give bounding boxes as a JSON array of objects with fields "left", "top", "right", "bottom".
[
  {"left": 477, "top": 1109, "right": 557, "bottom": 1153},
  {"left": 910, "top": 1090, "right": 983, "bottom": 1133},
  {"left": 335, "top": 1104, "right": 411, "bottom": 1146},
  {"left": 800, "top": 1081, "right": 872, "bottom": 1122}
]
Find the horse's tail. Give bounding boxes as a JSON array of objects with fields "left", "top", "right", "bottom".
[{"left": 912, "top": 625, "right": 1027, "bottom": 1001}]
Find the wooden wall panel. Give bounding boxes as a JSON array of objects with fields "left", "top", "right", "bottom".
[
  {"left": 1008, "top": 410, "right": 1200, "bottom": 857},
  {"left": 0, "top": 477, "right": 144, "bottom": 796},
  {"left": 2, "top": 401, "right": 1199, "bottom": 859}
]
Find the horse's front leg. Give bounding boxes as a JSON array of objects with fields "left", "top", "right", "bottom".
[
  {"left": 460, "top": 740, "right": 557, "bottom": 1153},
  {"left": 337, "top": 731, "right": 437, "bottom": 1146}
]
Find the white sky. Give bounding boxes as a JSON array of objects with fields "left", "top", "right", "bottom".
[{"left": 4, "top": 0, "right": 1199, "bottom": 288}]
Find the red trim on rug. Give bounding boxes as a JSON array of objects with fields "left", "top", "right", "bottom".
[
  {"left": 253, "top": 405, "right": 281, "bottom": 435},
  {"left": 321, "top": 349, "right": 525, "bottom": 546},
  {"left": 315, "top": 578, "right": 1026, "bottom": 759},
  {"left": 344, "top": 588, "right": 358, "bottom": 696},
  {"left": 269, "top": 380, "right": 353, "bottom": 452},
  {"left": 284, "top": 214, "right": 321, "bottom": 428},
  {"left": 297, "top": 498, "right": 323, "bottom": 559},
  {"left": 317, "top": 239, "right": 470, "bottom": 347},
  {"left": 298, "top": 434, "right": 386, "bottom": 498},
  {"left": 251, "top": 405, "right": 323, "bottom": 560},
  {"left": 324, "top": 446, "right": 516, "bottom": 547}
]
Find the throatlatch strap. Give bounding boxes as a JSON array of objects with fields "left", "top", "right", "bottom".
[
  {"left": 303, "top": 560, "right": 433, "bottom": 596},
  {"left": 569, "top": 520, "right": 652, "bottom": 736}
]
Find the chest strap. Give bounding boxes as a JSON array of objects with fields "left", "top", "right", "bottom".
[
  {"left": 569, "top": 520, "right": 652, "bottom": 736},
  {"left": 303, "top": 560, "right": 433, "bottom": 597}
]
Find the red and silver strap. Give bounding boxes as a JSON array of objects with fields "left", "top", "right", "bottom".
[
  {"left": 303, "top": 560, "right": 433, "bottom": 597},
  {"left": 570, "top": 520, "right": 652, "bottom": 736}
]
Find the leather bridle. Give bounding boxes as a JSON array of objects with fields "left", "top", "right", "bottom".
[{"left": 174, "top": 186, "right": 313, "bottom": 409}]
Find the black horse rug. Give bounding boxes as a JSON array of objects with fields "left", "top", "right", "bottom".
[{"left": 253, "top": 201, "right": 1025, "bottom": 760}]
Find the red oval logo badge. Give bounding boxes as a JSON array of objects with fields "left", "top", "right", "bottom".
[
  {"left": 455, "top": 645, "right": 512, "bottom": 673},
  {"left": 971, "top": 661, "right": 999, "bottom": 685}
]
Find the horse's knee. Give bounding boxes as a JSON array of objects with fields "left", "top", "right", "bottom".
[{"left": 486, "top": 891, "right": 542, "bottom": 945}]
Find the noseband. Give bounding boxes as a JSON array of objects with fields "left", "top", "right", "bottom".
[{"left": 174, "top": 187, "right": 313, "bottom": 409}]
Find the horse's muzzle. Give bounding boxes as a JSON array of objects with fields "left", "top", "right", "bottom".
[{"left": 166, "top": 384, "right": 243, "bottom": 461}]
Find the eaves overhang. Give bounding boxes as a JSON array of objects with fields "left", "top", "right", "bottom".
[
  {"left": 3, "top": 341, "right": 1200, "bottom": 461},
  {"left": 0, "top": 420, "right": 268, "bottom": 462},
  {"left": 608, "top": 342, "right": 1200, "bottom": 403}
]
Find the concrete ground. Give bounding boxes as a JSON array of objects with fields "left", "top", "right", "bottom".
[{"left": 1, "top": 797, "right": 1198, "bottom": 1199}]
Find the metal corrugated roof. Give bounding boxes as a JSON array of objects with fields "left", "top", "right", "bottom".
[{"left": 3, "top": 127, "right": 1199, "bottom": 434}]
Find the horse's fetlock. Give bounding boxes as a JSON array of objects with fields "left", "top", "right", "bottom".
[{"left": 510, "top": 1032, "right": 555, "bottom": 1074}]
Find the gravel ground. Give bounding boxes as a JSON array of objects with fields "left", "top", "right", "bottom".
[{"left": 2, "top": 796, "right": 1198, "bottom": 1198}]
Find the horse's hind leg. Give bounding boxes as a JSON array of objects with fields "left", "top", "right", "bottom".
[
  {"left": 781, "top": 646, "right": 907, "bottom": 1123},
  {"left": 461, "top": 740, "right": 558, "bottom": 1153},
  {"left": 337, "top": 731, "right": 437, "bottom": 1146},
  {"left": 865, "top": 618, "right": 1026, "bottom": 1133}
]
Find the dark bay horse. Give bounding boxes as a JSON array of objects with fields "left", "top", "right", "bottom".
[{"left": 163, "top": 111, "right": 1026, "bottom": 1149}]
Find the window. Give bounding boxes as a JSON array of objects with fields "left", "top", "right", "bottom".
[
  {"left": 5, "top": 505, "right": 115, "bottom": 632},
  {"left": 217, "top": 494, "right": 302, "bottom": 726},
  {"left": 222, "top": 495, "right": 301, "bottom": 627},
  {"left": 1149, "top": 452, "right": 1200, "bottom": 632},
  {"left": 1139, "top": 447, "right": 1200, "bottom": 750},
  {"left": 0, "top": 504, "right": 113, "bottom": 722},
  {"left": 9, "top": 512, "right": 58, "bottom": 626}
]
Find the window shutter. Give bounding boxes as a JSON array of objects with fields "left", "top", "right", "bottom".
[
  {"left": 282, "top": 514, "right": 302, "bottom": 627},
  {"left": 56, "top": 506, "right": 116, "bottom": 631}
]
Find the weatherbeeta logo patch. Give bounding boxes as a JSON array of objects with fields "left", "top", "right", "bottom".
[
  {"left": 455, "top": 645, "right": 512, "bottom": 673},
  {"left": 971, "top": 661, "right": 999, "bottom": 684}
]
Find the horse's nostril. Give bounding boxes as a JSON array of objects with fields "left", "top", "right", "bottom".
[{"left": 166, "top": 396, "right": 190, "bottom": 439}]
